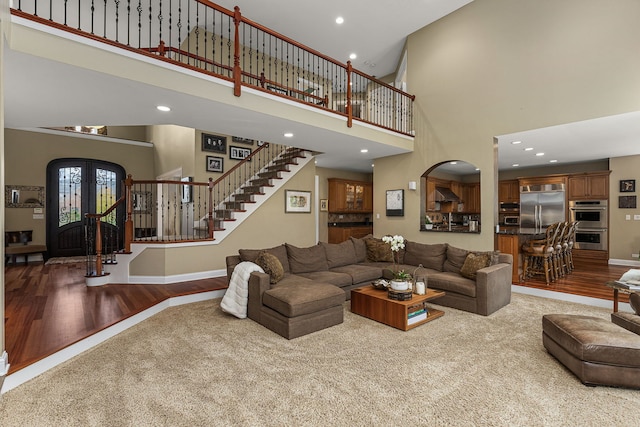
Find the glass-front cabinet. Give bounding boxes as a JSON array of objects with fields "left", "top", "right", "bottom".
[{"left": 328, "top": 178, "right": 373, "bottom": 213}]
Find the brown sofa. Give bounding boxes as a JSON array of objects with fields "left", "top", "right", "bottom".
[
  {"left": 542, "top": 312, "right": 640, "bottom": 388},
  {"left": 225, "top": 236, "right": 513, "bottom": 339}
]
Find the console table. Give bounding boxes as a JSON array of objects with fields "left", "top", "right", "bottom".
[{"left": 605, "top": 281, "right": 639, "bottom": 312}]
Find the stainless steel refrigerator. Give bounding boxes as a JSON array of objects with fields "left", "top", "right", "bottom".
[{"left": 519, "top": 183, "right": 566, "bottom": 234}]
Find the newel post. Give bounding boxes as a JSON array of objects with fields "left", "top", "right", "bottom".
[
  {"left": 346, "top": 61, "right": 353, "bottom": 128},
  {"left": 124, "top": 174, "right": 133, "bottom": 252},
  {"left": 95, "top": 217, "right": 103, "bottom": 276},
  {"left": 207, "top": 177, "right": 214, "bottom": 239},
  {"left": 233, "top": 6, "right": 242, "bottom": 97}
]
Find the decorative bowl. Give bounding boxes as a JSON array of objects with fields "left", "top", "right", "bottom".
[{"left": 371, "top": 279, "right": 389, "bottom": 290}]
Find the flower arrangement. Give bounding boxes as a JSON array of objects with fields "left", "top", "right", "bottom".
[{"left": 382, "top": 235, "right": 409, "bottom": 281}]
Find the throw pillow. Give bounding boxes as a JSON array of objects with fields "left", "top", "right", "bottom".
[
  {"left": 460, "top": 252, "right": 492, "bottom": 280},
  {"left": 364, "top": 238, "right": 394, "bottom": 262},
  {"left": 630, "top": 293, "right": 640, "bottom": 315},
  {"left": 350, "top": 236, "right": 368, "bottom": 263},
  {"left": 255, "top": 251, "right": 284, "bottom": 284},
  {"left": 285, "top": 243, "right": 329, "bottom": 274},
  {"left": 239, "top": 244, "right": 290, "bottom": 273}
]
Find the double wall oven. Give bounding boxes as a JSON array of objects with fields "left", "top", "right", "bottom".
[{"left": 569, "top": 200, "right": 608, "bottom": 251}]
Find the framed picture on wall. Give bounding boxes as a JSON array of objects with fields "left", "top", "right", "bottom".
[
  {"left": 386, "top": 189, "right": 404, "bottom": 216},
  {"left": 232, "top": 136, "right": 255, "bottom": 145},
  {"left": 202, "top": 133, "right": 226, "bottom": 153},
  {"left": 181, "top": 177, "right": 193, "bottom": 203},
  {"left": 206, "top": 156, "right": 224, "bottom": 173},
  {"left": 320, "top": 199, "right": 328, "bottom": 212},
  {"left": 620, "top": 179, "right": 636, "bottom": 193},
  {"left": 230, "top": 146, "right": 252, "bottom": 161},
  {"left": 285, "top": 190, "right": 311, "bottom": 213}
]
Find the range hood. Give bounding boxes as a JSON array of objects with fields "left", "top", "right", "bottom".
[{"left": 435, "top": 186, "right": 461, "bottom": 202}]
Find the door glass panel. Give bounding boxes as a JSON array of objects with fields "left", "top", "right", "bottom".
[
  {"left": 96, "top": 168, "right": 118, "bottom": 226},
  {"left": 58, "top": 166, "right": 82, "bottom": 227}
]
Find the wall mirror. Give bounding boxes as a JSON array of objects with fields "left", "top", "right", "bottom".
[
  {"left": 420, "top": 161, "right": 481, "bottom": 232},
  {"left": 5, "top": 185, "right": 45, "bottom": 208}
]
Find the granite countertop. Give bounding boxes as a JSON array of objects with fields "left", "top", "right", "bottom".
[{"left": 328, "top": 222, "right": 373, "bottom": 228}]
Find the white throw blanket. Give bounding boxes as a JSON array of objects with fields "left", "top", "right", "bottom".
[{"left": 221, "top": 261, "right": 265, "bottom": 319}]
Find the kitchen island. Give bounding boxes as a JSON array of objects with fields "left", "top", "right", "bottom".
[{"left": 496, "top": 230, "right": 546, "bottom": 284}]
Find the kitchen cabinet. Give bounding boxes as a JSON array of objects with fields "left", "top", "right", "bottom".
[
  {"left": 328, "top": 178, "right": 373, "bottom": 213},
  {"left": 328, "top": 226, "right": 373, "bottom": 243},
  {"left": 499, "top": 180, "right": 520, "bottom": 204},
  {"left": 426, "top": 178, "right": 437, "bottom": 211},
  {"left": 496, "top": 234, "right": 520, "bottom": 284},
  {"left": 519, "top": 175, "right": 567, "bottom": 188},
  {"left": 568, "top": 172, "right": 609, "bottom": 200},
  {"left": 464, "top": 183, "right": 481, "bottom": 213}
]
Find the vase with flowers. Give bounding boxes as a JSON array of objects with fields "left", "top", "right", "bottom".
[{"left": 382, "top": 235, "right": 411, "bottom": 290}]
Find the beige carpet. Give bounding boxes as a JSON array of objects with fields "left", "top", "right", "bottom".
[
  {"left": 1, "top": 293, "right": 639, "bottom": 426},
  {"left": 45, "top": 256, "right": 88, "bottom": 265}
]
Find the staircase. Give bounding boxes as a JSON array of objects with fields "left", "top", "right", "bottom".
[{"left": 86, "top": 146, "right": 314, "bottom": 286}]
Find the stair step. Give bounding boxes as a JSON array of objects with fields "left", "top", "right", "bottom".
[
  {"left": 241, "top": 185, "right": 265, "bottom": 194},
  {"left": 266, "top": 165, "right": 290, "bottom": 172},
  {"left": 258, "top": 171, "right": 282, "bottom": 179},
  {"left": 250, "top": 178, "right": 273, "bottom": 187},
  {"left": 224, "top": 201, "right": 244, "bottom": 209},
  {"left": 234, "top": 194, "right": 254, "bottom": 202}
]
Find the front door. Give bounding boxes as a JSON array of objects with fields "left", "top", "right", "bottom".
[{"left": 46, "top": 159, "right": 125, "bottom": 258}]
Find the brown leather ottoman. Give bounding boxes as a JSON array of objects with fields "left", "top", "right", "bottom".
[{"left": 542, "top": 314, "right": 640, "bottom": 388}]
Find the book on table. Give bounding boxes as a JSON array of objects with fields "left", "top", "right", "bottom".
[{"left": 615, "top": 280, "right": 640, "bottom": 290}]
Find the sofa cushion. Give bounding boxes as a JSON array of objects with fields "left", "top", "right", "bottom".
[
  {"left": 239, "top": 244, "right": 290, "bottom": 273},
  {"left": 255, "top": 251, "right": 284, "bottom": 284},
  {"left": 428, "top": 272, "right": 477, "bottom": 297},
  {"left": 331, "top": 264, "right": 384, "bottom": 284},
  {"left": 321, "top": 240, "right": 358, "bottom": 268},
  {"left": 286, "top": 243, "right": 329, "bottom": 274},
  {"left": 460, "top": 252, "right": 492, "bottom": 280},
  {"left": 630, "top": 293, "right": 640, "bottom": 315},
  {"left": 350, "top": 236, "right": 369, "bottom": 263},
  {"left": 403, "top": 241, "right": 447, "bottom": 271},
  {"left": 297, "top": 271, "right": 353, "bottom": 287},
  {"left": 263, "top": 282, "right": 345, "bottom": 317},
  {"left": 443, "top": 245, "right": 469, "bottom": 275},
  {"left": 365, "top": 238, "right": 394, "bottom": 262},
  {"left": 611, "top": 312, "right": 640, "bottom": 336}
]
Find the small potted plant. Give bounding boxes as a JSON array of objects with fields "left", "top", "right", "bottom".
[
  {"left": 425, "top": 215, "right": 433, "bottom": 230},
  {"left": 382, "top": 235, "right": 411, "bottom": 290}
]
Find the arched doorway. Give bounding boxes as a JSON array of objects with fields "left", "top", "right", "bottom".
[{"left": 46, "top": 158, "right": 126, "bottom": 258}]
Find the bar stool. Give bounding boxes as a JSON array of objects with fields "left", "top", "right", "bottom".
[
  {"left": 552, "top": 221, "right": 569, "bottom": 279},
  {"left": 521, "top": 222, "right": 560, "bottom": 285},
  {"left": 563, "top": 221, "right": 579, "bottom": 274}
]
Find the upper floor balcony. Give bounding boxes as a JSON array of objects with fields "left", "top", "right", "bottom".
[{"left": 4, "top": 1, "right": 415, "bottom": 169}]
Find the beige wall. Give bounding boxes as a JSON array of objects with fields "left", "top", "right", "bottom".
[
  {"left": 609, "top": 155, "right": 640, "bottom": 262},
  {"left": 150, "top": 125, "right": 196, "bottom": 178},
  {"left": 4, "top": 129, "right": 155, "bottom": 244},
  {"left": 130, "top": 160, "right": 318, "bottom": 275},
  {"left": 374, "top": 0, "right": 640, "bottom": 252},
  {"left": 315, "top": 167, "right": 373, "bottom": 242}
]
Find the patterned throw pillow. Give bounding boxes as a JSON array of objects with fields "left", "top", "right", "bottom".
[
  {"left": 364, "top": 238, "right": 394, "bottom": 262},
  {"left": 460, "top": 252, "right": 492, "bottom": 280},
  {"left": 255, "top": 251, "right": 284, "bottom": 284}
]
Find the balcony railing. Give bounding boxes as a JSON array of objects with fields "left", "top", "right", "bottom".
[{"left": 11, "top": 0, "right": 415, "bottom": 136}]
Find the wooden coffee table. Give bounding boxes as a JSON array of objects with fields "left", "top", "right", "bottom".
[{"left": 350, "top": 286, "right": 445, "bottom": 331}]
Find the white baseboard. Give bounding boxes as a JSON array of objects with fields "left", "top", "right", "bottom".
[
  {"left": 129, "top": 269, "right": 227, "bottom": 284},
  {"left": 609, "top": 258, "right": 640, "bottom": 267},
  {"left": 512, "top": 285, "right": 632, "bottom": 313},
  {"left": 0, "top": 290, "right": 225, "bottom": 394}
]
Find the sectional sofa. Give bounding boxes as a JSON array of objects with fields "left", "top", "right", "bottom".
[{"left": 225, "top": 236, "right": 513, "bottom": 338}]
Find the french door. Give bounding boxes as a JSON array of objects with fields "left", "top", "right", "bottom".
[{"left": 46, "top": 159, "right": 126, "bottom": 258}]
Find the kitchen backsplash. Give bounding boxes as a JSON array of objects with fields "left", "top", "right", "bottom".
[{"left": 327, "top": 213, "right": 372, "bottom": 224}]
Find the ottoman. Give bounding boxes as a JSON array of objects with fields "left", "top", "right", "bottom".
[{"left": 542, "top": 314, "right": 640, "bottom": 388}]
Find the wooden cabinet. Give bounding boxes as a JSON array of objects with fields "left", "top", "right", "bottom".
[
  {"left": 496, "top": 234, "right": 520, "bottom": 284},
  {"left": 568, "top": 173, "right": 609, "bottom": 200},
  {"left": 427, "top": 178, "right": 480, "bottom": 214},
  {"left": 328, "top": 226, "right": 373, "bottom": 243},
  {"left": 519, "top": 175, "right": 567, "bottom": 188},
  {"left": 328, "top": 178, "right": 373, "bottom": 213},
  {"left": 499, "top": 180, "right": 520, "bottom": 204},
  {"left": 426, "top": 178, "right": 437, "bottom": 211},
  {"left": 463, "top": 183, "right": 481, "bottom": 213}
]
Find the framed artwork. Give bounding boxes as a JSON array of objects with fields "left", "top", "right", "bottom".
[
  {"left": 230, "top": 146, "right": 252, "bottom": 161},
  {"left": 206, "top": 156, "right": 224, "bottom": 173},
  {"left": 320, "top": 199, "right": 328, "bottom": 212},
  {"left": 181, "top": 177, "right": 192, "bottom": 203},
  {"left": 202, "top": 133, "right": 226, "bottom": 153},
  {"left": 619, "top": 195, "right": 637, "bottom": 209},
  {"left": 285, "top": 190, "right": 311, "bottom": 213},
  {"left": 232, "top": 136, "right": 255, "bottom": 145},
  {"left": 620, "top": 179, "right": 636, "bottom": 193},
  {"left": 386, "top": 189, "right": 404, "bottom": 216},
  {"left": 132, "top": 191, "right": 152, "bottom": 214}
]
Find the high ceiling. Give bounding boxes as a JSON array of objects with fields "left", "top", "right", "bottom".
[{"left": 5, "top": 0, "right": 640, "bottom": 173}]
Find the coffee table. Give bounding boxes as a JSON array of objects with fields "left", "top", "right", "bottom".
[
  {"left": 605, "top": 281, "right": 639, "bottom": 312},
  {"left": 350, "top": 286, "right": 445, "bottom": 331}
]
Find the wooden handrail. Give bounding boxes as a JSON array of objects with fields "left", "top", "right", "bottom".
[{"left": 211, "top": 142, "right": 271, "bottom": 186}]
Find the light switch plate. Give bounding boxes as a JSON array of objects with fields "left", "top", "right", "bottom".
[
  {"left": 635, "top": 215, "right": 640, "bottom": 220},
  {"left": 626, "top": 215, "right": 631, "bottom": 220}
]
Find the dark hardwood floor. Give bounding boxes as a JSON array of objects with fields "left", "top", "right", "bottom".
[
  {"left": 2, "top": 258, "right": 631, "bottom": 375},
  {"left": 4, "top": 261, "right": 228, "bottom": 374}
]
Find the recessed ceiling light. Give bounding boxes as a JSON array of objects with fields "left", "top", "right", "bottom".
[
  {"left": 349, "top": 53, "right": 357, "bottom": 60},
  {"left": 536, "top": 152, "right": 545, "bottom": 156},
  {"left": 524, "top": 147, "right": 534, "bottom": 151},
  {"left": 450, "top": 161, "right": 457, "bottom": 165},
  {"left": 549, "top": 159, "right": 558, "bottom": 163},
  {"left": 511, "top": 140, "right": 522, "bottom": 145},
  {"left": 475, "top": 167, "right": 480, "bottom": 171},
  {"left": 335, "top": 17, "right": 344, "bottom": 24},
  {"left": 371, "top": 164, "right": 375, "bottom": 168},
  {"left": 360, "top": 149, "right": 368, "bottom": 153},
  {"left": 156, "top": 105, "right": 171, "bottom": 112},
  {"left": 512, "top": 164, "right": 520, "bottom": 167},
  {"left": 284, "top": 132, "right": 294, "bottom": 138}
]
